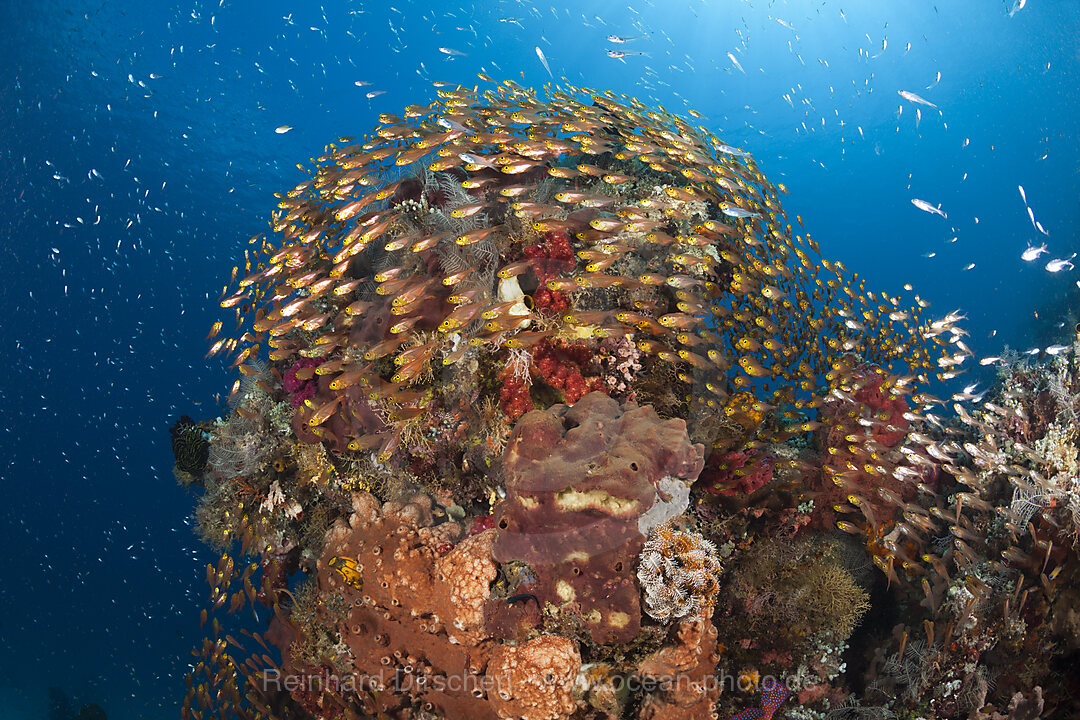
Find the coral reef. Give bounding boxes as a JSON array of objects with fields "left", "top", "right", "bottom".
[{"left": 173, "top": 79, "right": 1080, "bottom": 720}]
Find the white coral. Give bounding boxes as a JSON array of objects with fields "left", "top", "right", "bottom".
[
  {"left": 637, "top": 476, "right": 691, "bottom": 536},
  {"left": 283, "top": 500, "right": 303, "bottom": 520},
  {"left": 260, "top": 480, "right": 285, "bottom": 514}
]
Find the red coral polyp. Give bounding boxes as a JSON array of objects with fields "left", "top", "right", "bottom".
[
  {"left": 500, "top": 376, "right": 535, "bottom": 421},
  {"left": 523, "top": 230, "right": 575, "bottom": 317},
  {"left": 531, "top": 286, "right": 569, "bottom": 315},
  {"left": 534, "top": 340, "right": 604, "bottom": 405},
  {"left": 700, "top": 450, "right": 774, "bottom": 496},
  {"left": 283, "top": 357, "right": 322, "bottom": 407}
]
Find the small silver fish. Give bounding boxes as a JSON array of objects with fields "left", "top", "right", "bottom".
[
  {"left": 720, "top": 205, "right": 760, "bottom": 219},
  {"left": 459, "top": 152, "right": 499, "bottom": 170},
  {"left": 898, "top": 90, "right": 938, "bottom": 108},
  {"left": 715, "top": 143, "right": 749, "bottom": 157},
  {"left": 727, "top": 52, "right": 746, "bottom": 74},
  {"left": 1021, "top": 243, "right": 1047, "bottom": 261},
  {"left": 437, "top": 117, "right": 470, "bottom": 133},
  {"left": 535, "top": 46, "right": 553, "bottom": 78},
  {"left": 1045, "top": 344, "right": 1071, "bottom": 355},
  {"left": 911, "top": 198, "right": 947, "bottom": 218},
  {"left": 1046, "top": 253, "right": 1076, "bottom": 272}
]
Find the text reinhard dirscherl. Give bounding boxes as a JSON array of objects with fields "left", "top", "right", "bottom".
[{"left": 259, "top": 668, "right": 782, "bottom": 696}]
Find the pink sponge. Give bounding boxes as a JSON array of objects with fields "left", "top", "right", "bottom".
[{"left": 283, "top": 358, "right": 321, "bottom": 407}]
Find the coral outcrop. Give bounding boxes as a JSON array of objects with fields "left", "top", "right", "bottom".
[
  {"left": 488, "top": 635, "right": 581, "bottom": 720},
  {"left": 177, "top": 79, "right": 1075, "bottom": 720}
]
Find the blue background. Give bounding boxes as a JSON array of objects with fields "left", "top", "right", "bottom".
[{"left": 0, "top": 1, "right": 1077, "bottom": 717}]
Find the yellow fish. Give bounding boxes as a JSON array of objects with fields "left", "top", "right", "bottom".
[{"left": 328, "top": 556, "right": 364, "bottom": 590}]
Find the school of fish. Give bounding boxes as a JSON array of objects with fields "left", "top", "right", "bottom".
[
  {"left": 211, "top": 76, "right": 968, "bottom": 467},
  {"left": 186, "top": 75, "right": 1080, "bottom": 720}
]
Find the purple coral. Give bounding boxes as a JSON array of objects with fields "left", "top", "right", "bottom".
[{"left": 283, "top": 357, "right": 320, "bottom": 407}]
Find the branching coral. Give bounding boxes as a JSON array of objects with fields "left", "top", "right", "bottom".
[{"left": 809, "top": 565, "right": 871, "bottom": 638}]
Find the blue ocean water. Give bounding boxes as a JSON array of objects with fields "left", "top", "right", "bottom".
[{"left": 0, "top": 1, "right": 1076, "bottom": 718}]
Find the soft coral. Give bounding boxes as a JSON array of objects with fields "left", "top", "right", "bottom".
[
  {"left": 523, "top": 230, "right": 574, "bottom": 316},
  {"left": 534, "top": 340, "right": 604, "bottom": 404}
]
